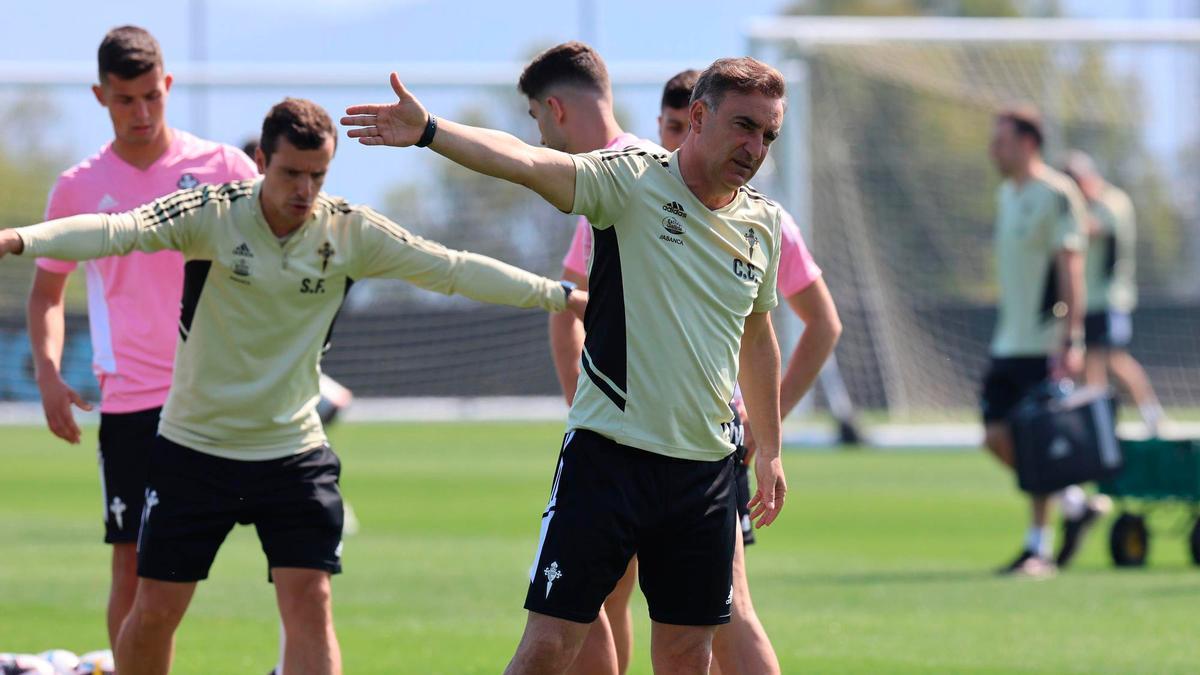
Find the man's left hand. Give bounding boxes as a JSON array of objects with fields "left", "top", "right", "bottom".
[{"left": 749, "top": 451, "right": 786, "bottom": 528}]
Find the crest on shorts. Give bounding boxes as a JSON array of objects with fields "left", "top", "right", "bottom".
[
  {"left": 543, "top": 561, "right": 563, "bottom": 598},
  {"left": 109, "top": 496, "right": 126, "bottom": 530}
]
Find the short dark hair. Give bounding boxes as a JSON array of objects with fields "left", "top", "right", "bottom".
[
  {"left": 996, "top": 105, "right": 1044, "bottom": 149},
  {"left": 661, "top": 69, "right": 700, "bottom": 110},
  {"left": 259, "top": 98, "right": 336, "bottom": 164},
  {"left": 691, "top": 57, "right": 786, "bottom": 111},
  {"left": 518, "top": 41, "right": 610, "bottom": 100},
  {"left": 98, "top": 26, "right": 163, "bottom": 82}
]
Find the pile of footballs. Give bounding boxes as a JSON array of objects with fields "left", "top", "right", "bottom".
[{"left": 1, "top": 650, "right": 113, "bottom": 675}]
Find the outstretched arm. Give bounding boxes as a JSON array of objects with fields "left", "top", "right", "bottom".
[
  {"left": 1, "top": 189, "right": 203, "bottom": 262},
  {"left": 355, "top": 208, "right": 586, "bottom": 318},
  {"left": 342, "top": 73, "right": 577, "bottom": 212}
]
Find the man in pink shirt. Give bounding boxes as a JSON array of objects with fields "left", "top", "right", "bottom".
[
  {"left": 553, "top": 67, "right": 843, "bottom": 675},
  {"left": 26, "top": 26, "right": 257, "bottom": 650}
]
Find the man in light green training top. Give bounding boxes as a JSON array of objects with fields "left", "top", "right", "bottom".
[
  {"left": 343, "top": 57, "right": 787, "bottom": 675},
  {"left": 1063, "top": 150, "right": 1165, "bottom": 437},
  {"left": 0, "top": 97, "right": 585, "bottom": 675},
  {"left": 982, "top": 104, "right": 1107, "bottom": 578}
]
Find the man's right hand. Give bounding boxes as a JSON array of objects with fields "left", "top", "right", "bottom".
[
  {"left": 0, "top": 229, "right": 24, "bottom": 258},
  {"left": 565, "top": 289, "right": 588, "bottom": 321},
  {"left": 38, "top": 373, "right": 92, "bottom": 444},
  {"left": 342, "top": 72, "right": 430, "bottom": 147},
  {"left": 1051, "top": 344, "right": 1085, "bottom": 382}
]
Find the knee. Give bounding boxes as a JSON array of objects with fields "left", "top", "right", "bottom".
[
  {"left": 653, "top": 629, "right": 714, "bottom": 673},
  {"left": 125, "top": 598, "right": 185, "bottom": 633},
  {"left": 279, "top": 578, "right": 333, "bottom": 624},
  {"left": 295, "top": 578, "right": 333, "bottom": 606},
  {"left": 515, "top": 630, "right": 580, "bottom": 673},
  {"left": 653, "top": 643, "right": 712, "bottom": 674}
]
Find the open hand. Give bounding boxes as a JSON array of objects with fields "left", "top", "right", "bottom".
[
  {"left": 748, "top": 451, "right": 786, "bottom": 528},
  {"left": 38, "top": 374, "right": 92, "bottom": 444},
  {"left": 341, "top": 72, "right": 430, "bottom": 147}
]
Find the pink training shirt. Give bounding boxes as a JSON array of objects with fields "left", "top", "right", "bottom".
[{"left": 38, "top": 130, "right": 259, "bottom": 413}]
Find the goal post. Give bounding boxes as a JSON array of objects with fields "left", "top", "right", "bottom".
[{"left": 747, "top": 17, "right": 1200, "bottom": 445}]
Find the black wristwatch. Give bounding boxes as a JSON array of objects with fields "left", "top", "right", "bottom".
[
  {"left": 560, "top": 280, "right": 577, "bottom": 304},
  {"left": 415, "top": 114, "right": 438, "bottom": 148}
]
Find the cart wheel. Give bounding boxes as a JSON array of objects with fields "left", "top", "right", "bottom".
[
  {"left": 1189, "top": 518, "right": 1200, "bottom": 566},
  {"left": 1110, "top": 513, "right": 1149, "bottom": 567}
]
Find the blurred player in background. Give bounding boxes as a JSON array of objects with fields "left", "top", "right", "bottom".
[
  {"left": 1063, "top": 151, "right": 1166, "bottom": 438},
  {"left": 2, "top": 97, "right": 586, "bottom": 675},
  {"left": 25, "top": 25, "right": 257, "bottom": 652},
  {"left": 983, "top": 105, "right": 1106, "bottom": 577}
]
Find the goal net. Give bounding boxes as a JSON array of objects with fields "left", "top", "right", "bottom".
[{"left": 748, "top": 18, "right": 1200, "bottom": 440}]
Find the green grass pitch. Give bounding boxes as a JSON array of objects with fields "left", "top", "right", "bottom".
[{"left": 3, "top": 422, "right": 1199, "bottom": 673}]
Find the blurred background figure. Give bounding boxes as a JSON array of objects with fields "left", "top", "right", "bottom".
[{"left": 1064, "top": 150, "right": 1166, "bottom": 437}]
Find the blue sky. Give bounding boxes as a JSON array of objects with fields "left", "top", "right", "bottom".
[
  {"left": 0, "top": 0, "right": 1195, "bottom": 208},
  {"left": 0, "top": 0, "right": 790, "bottom": 206}
]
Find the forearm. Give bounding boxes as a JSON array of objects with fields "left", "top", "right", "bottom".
[
  {"left": 448, "top": 251, "right": 566, "bottom": 312},
  {"left": 1058, "top": 251, "right": 1085, "bottom": 342},
  {"left": 739, "top": 320, "right": 782, "bottom": 458},
  {"left": 16, "top": 212, "right": 142, "bottom": 261},
  {"left": 548, "top": 313, "right": 584, "bottom": 405},
  {"left": 429, "top": 119, "right": 575, "bottom": 212},
  {"left": 780, "top": 321, "right": 839, "bottom": 418},
  {"left": 27, "top": 294, "right": 66, "bottom": 380}
]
